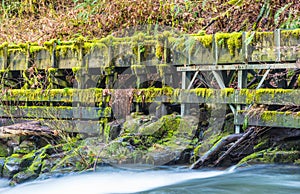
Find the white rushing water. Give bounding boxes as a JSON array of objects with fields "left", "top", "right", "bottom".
[{"left": 0, "top": 168, "right": 227, "bottom": 194}]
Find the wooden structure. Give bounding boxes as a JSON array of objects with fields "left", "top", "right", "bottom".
[{"left": 0, "top": 29, "right": 300, "bottom": 133}]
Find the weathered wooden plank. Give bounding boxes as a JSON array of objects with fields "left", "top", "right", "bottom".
[
  {"left": 1, "top": 88, "right": 300, "bottom": 106},
  {"left": 0, "top": 106, "right": 111, "bottom": 119},
  {"left": 56, "top": 42, "right": 80, "bottom": 69},
  {"left": 30, "top": 46, "right": 52, "bottom": 69},
  {"left": 235, "top": 111, "right": 300, "bottom": 128},
  {"left": 0, "top": 88, "right": 106, "bottom": 103},
  {"left": 177, "top": 62, "right": 299, "bottom": 71},
  {"left": 7, "top": 46, "right": 28, "bottom": 70},
  {"left": 2, "top": 29, "right": 299, "bottom": 71},
  {"left": 84, "top": 42, "right": 109, "bottom": 68}
]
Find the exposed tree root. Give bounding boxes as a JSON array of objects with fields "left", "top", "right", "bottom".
[
  {"left": 190, "top": 133, "right": 243, "bottom": 169},
  {"left": 214, "top": 127, "right": 254, "bottom": 166}
]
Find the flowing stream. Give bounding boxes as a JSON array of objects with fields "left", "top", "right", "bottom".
[{"left": 0, "top": 165, "right": 299, "bottom": 194}]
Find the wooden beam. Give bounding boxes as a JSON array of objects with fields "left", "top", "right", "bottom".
[
  {"left": 2, "top": 88, "right": 300, "bottom": 106},
  {"left": 235, "top": 111, "right": 300, "bottom": 129},
  {"left": 0, "top": 106, "right": 111, "bottom": 119},
  {"left": 177, "top": 63, "right": 299, "bottom": 72}
]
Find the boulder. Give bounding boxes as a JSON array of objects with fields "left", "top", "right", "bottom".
[
  {"left": 10, "top": 170, "right": 38, "bottom": 185},
  {"left": 2, "top": 153, "right": 35, "bottom": 178},
  {"left": 14, "top": 140, "right": 36, "bottom": 154},
  {"left": 0, "top": 143, "right": 9, "bottom": 157}
]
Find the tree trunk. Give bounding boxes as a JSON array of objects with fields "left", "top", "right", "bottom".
[{"left": 0, "top": 121, "right": 57, "bottom": 138}]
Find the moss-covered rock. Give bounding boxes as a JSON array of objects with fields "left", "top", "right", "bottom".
[
  {"left": 2, "top": 153, "right": 35, "bottom": 178},
  {"left": 0, "top": 157, "right": 5, "bottom": 176},
  {"left": 238, "top": 150, "right": 300, "bottom": 165},
  {"left": 10, "top": 170, "right": 38, "bottom": 185},
  {"left": 14, "top": 140, "right": 36, "bottom": 154},
  {"left": 100, "top": 114, "right": 199, "bottom": 166},
  {"left": 0, "top": 143, "right": 9, "bottom": 157}
]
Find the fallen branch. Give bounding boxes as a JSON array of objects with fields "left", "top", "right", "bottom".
[
  {"left": 214, "top": 127, "right": 255, "bottom": 166},
  {"left": 0, "top": 121, "right": 57, "bottom": 137},
  {"left": 190, "top": 133, "right": 243, "bottom": 169}
]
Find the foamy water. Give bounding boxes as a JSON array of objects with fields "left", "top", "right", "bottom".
[
  {"left": 1, "top": 165, "right": 299, "bottom": 194},
  {"left": 0, "top": 167, "right": 227, "bottom": 194}
]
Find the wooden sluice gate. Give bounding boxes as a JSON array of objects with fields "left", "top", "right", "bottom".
[{"left": 0, "top": 29, "right": 300, "bottom": 133}]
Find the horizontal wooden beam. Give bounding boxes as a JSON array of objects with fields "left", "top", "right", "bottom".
[
  {"left": 235, "top": 111, "right": 300, "bottom": 129},
  {"left": 1, "top": 88, "right": 300, "bottom": 105},
  {"left": 0, "top": 106, "right": 111, "bottom": 119},
  {"left": 1, "top": 29, "right": 300, "bottom": 71},
  {"left": 177, "top": 63, "right": 299, "bottom": 72}
]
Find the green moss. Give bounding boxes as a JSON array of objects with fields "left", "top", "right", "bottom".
[
  {"left": 155, "top": 42, "right": 163, "bottom": 59},
  {"left": 239, "top": 89, "right": 254, "bottom": 104},
  {"left": 162, "top": 86, "right": 173, "bottom": 96},
  {"left": 44, "top": 39, "right": 56, "bottom": 53},
  {"left": 254, "top": 138, "right": 269, "bottom": 151},
  {"left": 281, "top": 29, "right": 300, "bottom": 39},
  {"left": 104, "top": 107, "right": 112, "bottom": 117},
  {"left": 0, "top": 143, "right": 8, "bottom": 157},
  {"left": 221, "top": 88, "right": 234, "bottom": 97},
  {"left": 253, "top": 31, "right": 273, "bottom": 44},
  {"left": 190, "top": 88, "right": 213, "bottom": 98},
  {"left": 0, "top": 42, "right": 8, "bottom": 49},
  {"left": 83, "top": 41, "right": 107, "bottom": 55},
  {"left": 72, "top": 67, "right": 81, "bottom": 74},
  {"left": 260, "top": 111, "right": 293, "bottom": 122},
  {"left": 56, "top": 45, "right": 78, "bottom": 57},
  {"left": 29, "top": 45, "right": 45, "bottom": 54},
  {"left": 215, "top": 32, "right": 242, "bottom": 56},
  {"left": 47, "top": 68, "right": 57, "bottom": 74},
  {"left": 193, "top": 144, "right": 202, "bottom": 158},
  {"left": 255, "top": 88, "right": 293, "bottom": 101},
  {"left": 238, "top": 149, "right": 300, "bottom": 165},
  {"left": 195, "top": 34, "right": 213, "bottom": 48}
]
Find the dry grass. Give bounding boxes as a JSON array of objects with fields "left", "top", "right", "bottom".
[{"left": 0, "top": 0, "right": 299, "bottom": 44}]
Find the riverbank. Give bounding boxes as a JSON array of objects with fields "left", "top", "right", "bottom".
[{"left": 0, "top": 110, "right": 299, "bottom": 186}]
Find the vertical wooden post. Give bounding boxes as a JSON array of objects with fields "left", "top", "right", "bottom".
[
  {"left": 234, "top": 33, "right": 251, "bottom": 134},
  {"left": 51, "top": 42, "right": 57, "bottom": 68},
  {"left": 236, "top": 70, "right": 247, "bottom": 133},
  {"left": 1, "top": 43, "right": 8, "bottom": 70},
  {"left": 181, "top": 71, "right": 186, "bottom": 116},
  {"left": 274, "top": 29, "right": 281, "bottom": 62},
  {"left": 135, "top": 43, "right": 142, "bottom": 113},
  {"left": 242, "top": 32, "right": 248, "bottom": 63},
  {"left": 181, "top": 36, "right": 190, "bottom": 117}
]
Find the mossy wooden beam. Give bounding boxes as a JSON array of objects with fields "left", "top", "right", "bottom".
[
  {"left": 1, "top": 88, "right": 300, "bottom": 105},
  {"left": 0, "top": 106, "right": 111, "bottom": 119},
  {"left": 0, "top": 88, "right": 105, "bottom": 103},
  {"left": 1, "top": 29, "right": 299, "bottom": 71},
  {"left": 235, "top": 111, "right": 300, "bottom": 128}
]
